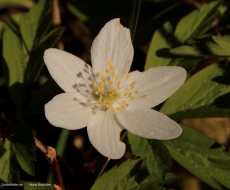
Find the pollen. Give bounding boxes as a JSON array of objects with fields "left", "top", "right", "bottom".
[{"left": 93, "top": 62, "right": 147, "bottom": 114}]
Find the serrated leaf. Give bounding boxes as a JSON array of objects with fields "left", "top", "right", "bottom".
[
  {"left": 161, "top": 63, "right": 230, "bottom": 119},
  {"left": 91, "top": 159, "right": 142, "bottom": 190},
  {"left": 145, "top": 22, "right": 173, "bottom": 70},
  {"left": 170, "top": 35, "right": 230, "bottom": 57},
  {"left": 127, "top": 0, "right": 141, "bottom": 41},
  {"left": 164, "top": 125, "right": 230, "bottom": 190},
  {"left": 0, "top": 122, "right": 36, "bottom": 184},
  {"left": 23, "top": 77, "right": 63, "bottom": 116},
  {"left": 128, "top": 133, "right": 170, "bottom": 183},
  {"left": 2, "top": 23, "right": 25, "bottom": 110},
  {"left": 174, "top": 1, "right": 221, "bottom": 44},
  {"left": 19, "top": 0, "right": 51, "bottom": 52},
  {"left": 24, "top": 182, "right": 53, "bottom": 190}
]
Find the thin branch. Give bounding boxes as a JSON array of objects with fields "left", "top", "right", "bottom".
[
  {"left": 34, "top": 138, "right": 66, "bottom": 190},
  {"left": 96, "top": 130, "right": 128, "bottom": 180}
]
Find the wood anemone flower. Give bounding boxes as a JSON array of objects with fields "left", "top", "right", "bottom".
[{"left": 44, "top": 18, "right": 187, "bottom": 159}]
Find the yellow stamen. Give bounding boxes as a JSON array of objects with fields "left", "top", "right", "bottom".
[
  {"left": 115, "top": 76, "right": 119, "bottom": 80},
  {"left": 95, "top": 91, "right": 99, "bottom": 95},
  {"left": 125, "top": 87, "right": 129, "bottom": 91},
  {"left": 93, "top": 82, "right": 97, "bottom": 86},
  {"left": 101, "top": 76, "right": 106, "bottom": 80},
  {"left": 108, "top": 61, "right": 113, "bottom": 66},
  {"left": 111, "top": 72, "right": 115, "bottom": 77},
  {"left": 122, "top": 101, "right": 126, "bottom": 104},
  {"left": 105, "top": 104, "right": 109, "bottom": 107},
  {"left": 109, "top": 81, "right": 113, "bottom": 85},
  {"left": 125, "top": 75, "right": 129, "bottom": 79},
  {"left": 105, "top": 69, "right": 109, "bottom": 73},
  {"left": 130, "top": 84, "right": 135, "bottom": 88},
  {"left": 134, "top": 91, "right": 139, "bottom": 94},
  {"left": 97, "top": 72, "right": 101, "bottom": 76},
  {"left": 142, "top": 95, "right": 147, "bottom": 98},
  {"left": 125, "top": 104, "right": 129, "bottom": 107},
  {"left": 124, "top": 93, "right": 128, "bottom": 96},
  {"left": 99, "top": 82, "right": 104, "bottom": 87},
  {"left": 110, "top": 66, "right": 114, "bottom": 70},
  {"left": 121, "top": 71, "right": 125, "bottom": 75},
  {"left": 116, "top": 82, "right": 121, "bottom": 88},
  {"left": 130, "top": 97, "right": 134, "bottom": 101}
]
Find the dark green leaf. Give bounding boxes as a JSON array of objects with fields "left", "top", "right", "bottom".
[
  {"left": 23, "top": 78, "right": 63, "bottom": 116},
  {"left": 164, "top": 125, "right": 230, "bottom": 190},
  {"left": 170, "top": 35, "right": 230, "bottom": 57},
  {"left": 0, "top": 122, "right": 36, "bottom": 185},
  {"left": 161, "top": 63, "right": 230, "bottom": 118},
  {"left": 128, "top": 133, "right": 170, "bottom": 183},
  {"left": 174, "top": 1, "right": 221, "bottom": 44},
  {"left": 127, "top": 0, "right": 142, "bottom": 41}
]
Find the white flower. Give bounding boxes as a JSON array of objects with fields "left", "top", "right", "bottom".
[{"left": 44, "top": 18, "right": 187, "bottom": 159}]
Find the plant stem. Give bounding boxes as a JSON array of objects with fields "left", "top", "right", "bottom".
[{"left": 95, "top": 130, "right": 128, "bottom": 180}]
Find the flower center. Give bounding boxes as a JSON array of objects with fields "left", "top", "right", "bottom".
[{"left": 92, "top": 61, "right": 147, "bottom": 113}]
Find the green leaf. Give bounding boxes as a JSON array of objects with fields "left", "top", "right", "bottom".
[
  {"left": 170, "top": 35, "right": 230, "bottom": 57},
  {"left": 161, "top": 63, "right": 230, "bottom": 118},
  {"left": 0, "top": 122, "right": 36, "bottom": 184},
  {"left": 19, "top": 0, "right": 52, "bottom": 52},
  {"left": 67, "top": 2, "right": 89, "bottom": 21},
  {"left": 23, "top": 78, "right": 63, "bottom": 116},
  {"left": 91, "top": 159, "right": 142, "bottom": 190},
  {"left": 128, "top": 133, "right": 170, "bottom": 183},
  {"left": 127, "top": 0, "right": 141, "bottom": 41},
  {"left": 24, "top": 27, "right": 64, "bottom": 85},
  {"left": 164, "top": 125, "right": 230, "bottom": 190},
  {"left": 2, "top": 22, "right": 25, "bottom": 110},
  {"left": 24, "top": 182, "right": 53, "bottom": 190},
  {"left": 0, "top": 140, "right": 20, "bottom": 186},
  {"left": 174, "top": 1, "right": 221, "bottom": 44},
  {"left": 144, "top": 22, "right": 173, "bottom": 70}
]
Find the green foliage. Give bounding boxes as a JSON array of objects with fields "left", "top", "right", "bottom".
[
  {"left": 174, "top": 1, "right": 221, "bottom": 44},
  {"left": 170, "top": 35, "right": 230, "bottom": 56},
  {"left": 0, "top": 122, "right": 36, "bottom": 184},
  {"left": 2, "top": 0, "right": 64, "bottom": 112},
  {"left": 24, "top": 182, "right": 53, "bottom": 190},
  {"left": 161, "top": 63, "right": 230, "bottom": 118},
  {"left": 128, "top": 133, "right": 171, "bottom": 183},
  {"left": 164, "top": 125, "right": 230, "bottom": 190},
  {"left": 91, "top": 159, "right": 177, "bottom": 190}
]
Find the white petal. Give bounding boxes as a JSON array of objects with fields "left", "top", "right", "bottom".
[
  {"left": 87, "top": 110, "right": 125, "bottom": 159},
  {"left": 116, "top": 108, "right": 182, "bottom": 139},
  {"left": 45, "top": 93, "right": 93, "bottom": 129},
  {"left": 44, "top": 48, "right": 94, "bottom": 93},
  {"left": 91, "top": 18, "right": 134, "bottom": 75},
  {"left": 125, "top": 66, "right": 187, "bottom": 108}
]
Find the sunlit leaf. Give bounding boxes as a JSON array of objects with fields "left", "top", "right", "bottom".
[
  {"left": 174, "top": 1, "right": 221, "bottom": 44},
  {"left": 161, "top": 63, "right": 230, "bottom": 118},
  {"left": 2, "top": 23, "right": 25, "bottom": 110},
  {"left": 164, "top": 125, "right": 230, "bottom": 190},
  {"left": 19, "top": 0, "right": 51, "bottom": 52}
]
